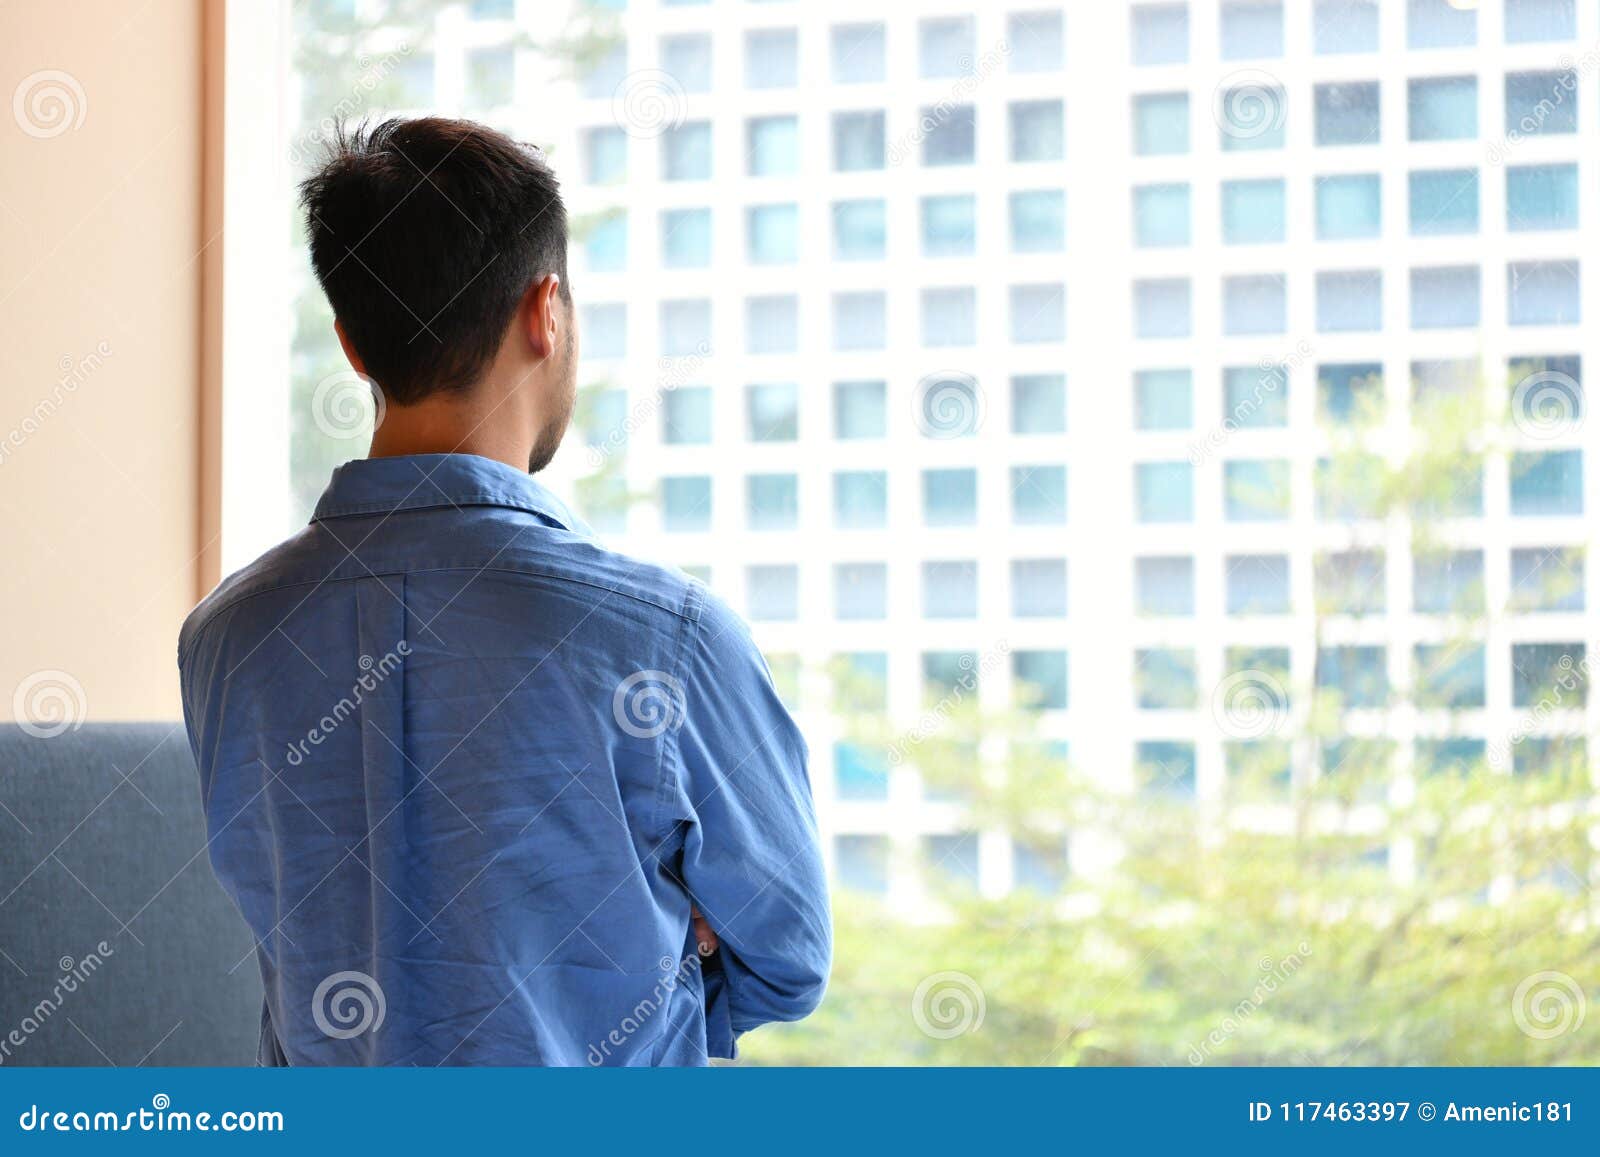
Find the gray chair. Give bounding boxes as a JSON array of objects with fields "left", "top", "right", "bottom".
[{"left": 0, "top": 723, "right": 262, "bottom": 1065}]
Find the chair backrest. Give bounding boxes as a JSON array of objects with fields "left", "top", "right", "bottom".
[{"left": 0, "top": 723, "right": 262, "bottom": 1066}]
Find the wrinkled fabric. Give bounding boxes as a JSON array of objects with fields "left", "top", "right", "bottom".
[{"left": 178, "top": 453, "right": 830, "bottom": 1066}]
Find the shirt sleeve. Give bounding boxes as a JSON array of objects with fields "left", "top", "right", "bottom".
[{"left": 666, "top": 586, "right": 832, "bottom": 1050}]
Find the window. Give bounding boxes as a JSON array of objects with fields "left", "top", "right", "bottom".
[
  {"left": 923, "top": 468, "right": 977, "bottom": 527},
  {"left": 919, "top": 15, "right": 975, "bottom": 79},
  {"left": 833, "top": 111, "right": 885, "bottom": 172},
  {"left": 1135, "top": 278, "right": 1192, "bottom": 339},
  {"left": 1134, "top": 183, "right": 1190, "bottom": 248},
  {"left": 1008, "top": 11, "right": 1064, "bottom": 72},
  {"left": 746, "top": 28, "right": 797, "bottom": 89},
  {"left": 466, "top": 46, "right": 514, "bottom": 109},
  {"left": 661, "top": 122, "right": 713, "bottom": 181},
  {"left": 1510, "top": 547, "right": 1585, "bottom": 613},
  {"left": 661, "top": 208, "right": 711, "bottom": 268},
  {"left": 921, "top": 195, "right": 977, "bottom": 257},
  {"left": 1010, "top": 190, "right": 1065, "bottom": 253},
  {"left": 584, "top": 213, "right": 626, "bottom": 272},
  {"left": 661, "top": 476, "right": 711, "bottom": 532},
  {"left": 1012, "top": 465, "right": 1067, "bottom": 525},
  {"left": 1407, "top": 0, "right": 1476, "bottom": 49},
  {"left": 747, "top": 564, "right": 799, "bottom": 621},
  {"left": 1137, "top": 462, "right": 1194, "bottom": 523},
  {"left": 1137, "top": 556, "right": 1194, "bottom": 617},
  {"left": 1408, "top": 78, "right": 1478, "bottom": 142},
  {"left": 831, "top": 23, "right": 886, "bottom": 84},
  {"left": 1132, "top": 4, "right": 1189, "bottom": 66},
  {"left": 748, "top": 382, "right": 799, "bottom": 442},
  {"left": 1225, "top": 461, "right": 1291, "bottom": 521},
  {"left": 1015, "top": 651, "right": 1069, "bottom": 711},
  {"left": 922, "top": 561, "right": 979, "bottom": 619},
  {"left": 1133, "top": 93, "right": 1189, "bottom": 155},
  {"left": 1315, "top": 82, "right": 1379, "bottom": 146},
  {"left": 1316, "top": 646, "right": 1389, "bottom": 707},
  {"left": 582, "top": 304, "right": 626, "bottom": 360},
  {"left": 1316, "top": 174, "right": 1381, "bottom": 239},
  {"left": 1136, "top": 648, "right": 1197, "bottom": 709},
  {"left": 1414, "top": 550, "right": 1485, "bottom": 615},
  {"left": 835, "top": 742, "right": 888, "bottom": 800},
  {"left": 835, "top": 835, "right": 889, "bottom": 894},
  {"left": 834, "top": 291, "right": 887, "bottom": 350},
  {"left": 1227, "top": 555, "right": 1290, "bottom": 615},
  {"left": 1013, "top": 559, "right": 1068, "bottom": 618},
  {"left": 748, "top": 206, "right": 800, "bottom": 267},
  {"left": 1409, "top": 169, "right": 1479, "bottom": 236},
  {"left": 661, "top": 33, "right": 712, "bottom": 93},
  {"left": 1506, "top": 71, "right": 1579, "bottom": 136},
  {"left": 749, "top": 116, "right": 800, "bottom": 177},
  {"left": 834, "top": 470, "right": 888, "bottom": 528},
  {"left": 1314, "top": 0, "right": 1379, "bottom": 54},
  {"left": 746, "top": 295, "right": 798, "bottom": 355},
  {"left": 1220, "top": 2, "right": 1284, "bottom": 60},
  {"left": 1508, "top": 261, "right": 1581, "bottom": 327},
  {"left": 833, "top": 198, "right": 887, "bottom": 261},
  {"left": 1511, "top": 450, "right": 1583, "bottom": 515},
  {"left": 1513, "top": 642, "right": 1586, "bottom": 708},
  {"left": 1222, "top": 179, "right": 1286, "bottom": 244},
  {"left": 1223, "top": 275, "right": 1287, "bottom": 336},
  {"left": 1224, "top": 365, "right": 1288, "bottom": 428},
  {"left": 1508, "top": 164, "right": 1579, "bottom": 231},
  {"left": 1317, "top": 271, "right": 1382, "bottom": 333},
  {"left": 1137, "top": 741, "right": 1196, "bottom": 795},
  {"left": 835, "top": 563, "right": 888, "bottom": 620},
  {"left": 1013, "top": 374, "right": 1067, "bottom": 434},
  {"left": 1415, "top": 644, "right": 1486, "bottom": 709},
  {"left": 835, "top": 381, "right": 887, "bottom": 440},
  {"left": 1410, "top": 266, "right": 1480, "bottom": 330},
  {"left": 747, "top": 473, "right": 799, "bottom": 530},
  {"left": 921, "top": 288, "right": 977, "bottom": 346},
  {"left": 922, "top": 105, "right": 977, "bottom": 166},
  {"left": 1010, "top": 284, "right": 1065, "bottom": 344},
  {"left": 1217, "top": 81, "right": 1286, "bottom": 151},
  {"left": 1136, "top": 369, "right": 1192, "bottom": 430},
  {"left": 583, "top": 127, "right": 627, "bottom": 184},
  {"left": 663, "top": 386, "right": 712, "bottom": 444},
  {"left": 1506, "top": 0, "right": 1577, "bottom": 43},
  {"left": 1010, "top": 100, "right": 1065, "bottom": 162}
]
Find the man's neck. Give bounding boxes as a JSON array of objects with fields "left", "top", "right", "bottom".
[{"left": 367, "top": 389, "right": 532, "bottom": 474}]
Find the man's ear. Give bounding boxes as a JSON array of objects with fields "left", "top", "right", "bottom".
[
  {"left": 523, "top": 275, "right": 563, "bottom": 361},
  {"left": 333, "top": 319, "right": 368, "bottom": 377}
]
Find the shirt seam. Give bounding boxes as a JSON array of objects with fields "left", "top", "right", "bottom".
[
  {"left": 652, "top": 579, "right": 704, "bottom": 851},
  {"left": 180, "top": 564, "right": 700, "bottom": 666},
  {"left": 312, "top": 493, "right": 568, "bottom": 522}
]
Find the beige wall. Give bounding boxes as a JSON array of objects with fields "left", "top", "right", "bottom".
[{"left": 0, "top": 0, "right": 206, "bottom": 722}]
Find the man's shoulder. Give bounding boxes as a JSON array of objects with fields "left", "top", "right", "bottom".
[{"left": 178, "top": 513, "right": 712, "bottom": 666}]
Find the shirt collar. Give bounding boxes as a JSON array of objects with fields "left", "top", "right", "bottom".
[{"left": 311, "top": 453, "right": 582, "bottom": 531}]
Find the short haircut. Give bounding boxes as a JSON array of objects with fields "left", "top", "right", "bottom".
[{"left": 299, "top": 117, "right": 570, "bottom": 405}]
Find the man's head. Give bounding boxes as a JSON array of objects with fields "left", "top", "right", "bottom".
[{"left": 300, "top": 117, "right": 576, "bottom": 472}]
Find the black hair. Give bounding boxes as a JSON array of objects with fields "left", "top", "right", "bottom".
[{"left": 299, "top": 116, "right": 570, "bottom": 405}]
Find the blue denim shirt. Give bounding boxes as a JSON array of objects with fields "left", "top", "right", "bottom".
[{"left": 178, "top": 453, "right": 830, "bottom": 1065}]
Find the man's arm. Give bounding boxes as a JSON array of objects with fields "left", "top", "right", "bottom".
[{"left": 667, "top": 588, "right": 832, "bottom": 1050}]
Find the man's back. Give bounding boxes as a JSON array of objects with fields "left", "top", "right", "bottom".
[{"left": 179, "top": 453, "right": 830, "bottom": 1065}]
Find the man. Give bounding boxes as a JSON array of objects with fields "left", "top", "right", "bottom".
[{"left": 178, "top": 117, "right": 830, "bottom": 1066}]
